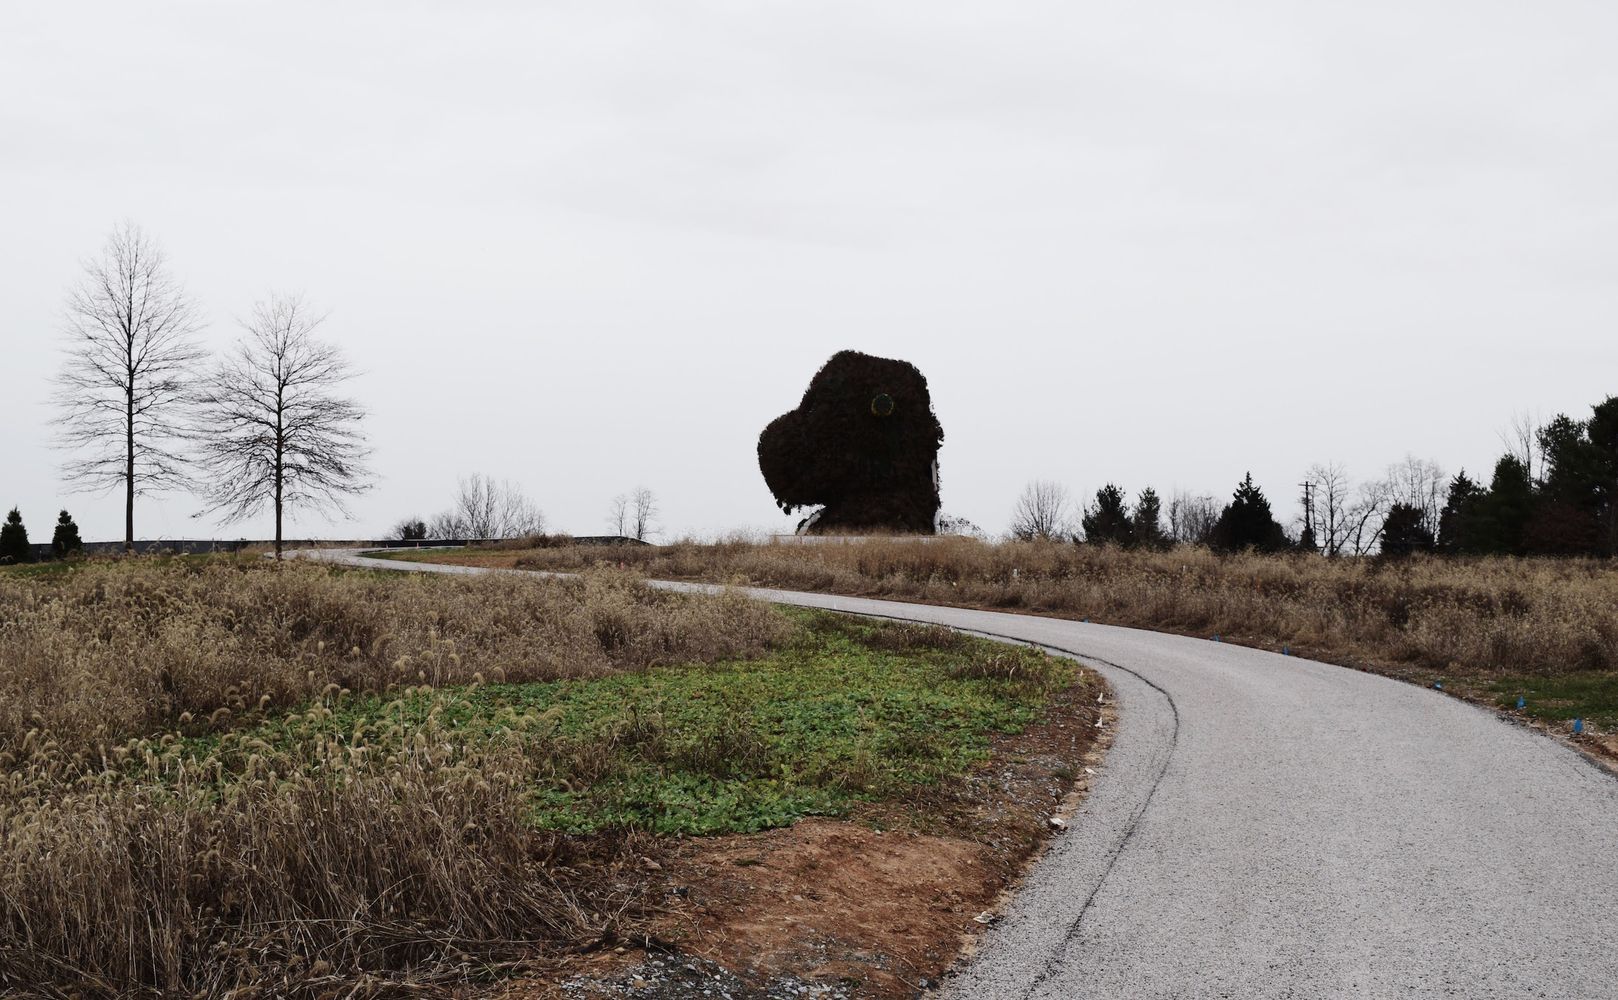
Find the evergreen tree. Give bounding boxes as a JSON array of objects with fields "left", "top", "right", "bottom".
[
  {"left": 1583, "top": 395, "right": 1618, "bottom": 556},
  {"left": 1475, "top": 455, "right": 1533, "bottom": 555},
  {"left": 1436, "top": 472, "right": 1484, "bottom": 554},
  {"left": 1296, "top": 523, "right": 1319, "bottom": 554},
  {"left": 1527, "top": 413, "right": 1600, "bottom": 554},
  {"left": 0, "top": 508, "right": 31, "bottom": 564},
  {"left": 1210, "top": 473, "right": 1289, "bottom": 553},
  {"left": 1081, "top": 484, "right": 1135, "bottom": 547},
  {"left": 51, "top": 510, "right": 83, "bottom": 557},
  {"left": 1380, "top": 502, "right": 1435, "bottom": 557},
  {"left": 1131, "top": 487, "right": 1171, "bottom": 550}
]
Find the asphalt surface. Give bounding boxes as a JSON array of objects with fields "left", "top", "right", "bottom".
[{"left": 307, "top": 549, "right": 1618, "bottom": 999}]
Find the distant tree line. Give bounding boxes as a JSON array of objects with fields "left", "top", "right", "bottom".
[
  {"left": 393, "top": 474, "right": 548, "bottom": 541},
  {"left": 1009, "top": 392, "right": 1617, "bottom": 558}
]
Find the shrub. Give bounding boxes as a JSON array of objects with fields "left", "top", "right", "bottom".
[
  {"left": 50, "top": 509, "right": 82, "bottom": 557},
  {"left": 0, "top": 507, "right": 30, "bottom": 564}
]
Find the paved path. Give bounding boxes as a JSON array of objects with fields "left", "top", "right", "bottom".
[{"left": 307, "top": 549, "right": 1618, "bottom": 999}]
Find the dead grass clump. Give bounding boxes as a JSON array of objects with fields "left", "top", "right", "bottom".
[{"left": 1, "top": 709, "right": 633, "bottom": 996}]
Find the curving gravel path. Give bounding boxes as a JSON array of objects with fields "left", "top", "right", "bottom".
[{"left": 305, "top": 549, "right": 1618, "bottom": 999}]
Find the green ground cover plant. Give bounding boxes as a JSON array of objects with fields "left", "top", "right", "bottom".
[{"left": 199, "top": 612, "right": 1069, "bottom": 835}]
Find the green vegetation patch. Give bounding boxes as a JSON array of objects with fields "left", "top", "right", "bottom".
[
  {"left": 192, "top": 611, "right": 1075, "bottom": 835},
  {"left": 1488, "top": 672, "right": 1618, "bottom": 729}
]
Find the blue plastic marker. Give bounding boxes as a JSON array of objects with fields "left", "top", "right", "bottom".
[
  {"left": 1574, "top": 718, "right": 1585, "bottom": 736},
  {"left": 1434, "top": 681, "right": 1443, "bottom": 690},
  {"left": 1282, "top": 646, "right": 1290, "bottom": 656},
  {"left": 1212, "top": 635, "right": 1221, "bottom": 643},
  {"left": 1516, "top": 696, "right": 1526, "bottom": 710}
]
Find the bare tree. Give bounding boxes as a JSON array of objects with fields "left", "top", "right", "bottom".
[
  {"left": 190, "top": 294, "right": 371, "bottom": 558},
  {"left": 1344, "top": 478, "right": 1394, "bottom": 556},
  {"left": 1501, "top": 410, "right": 1542, "bottom": 484},
  {"left": 607, "top": 487, "right": 658, "bottom": 541},
  {"left": 629, "top": 487, "right": 658, "bottom": 542},
  {"left": 1383, "top": 455, "right": 1446, "bottom": 536},
  {"left": 1302, "top": 463, "right": 1355, "bottom": 557},
  {"left": 606, "top": 493, "right": 630, "bottom": 537},
  {"left": 53, "top": 223, "right": 205, "bottom": 550},
  {"left": 432, "top": 475, "right": 545, "bottom": 539},
  {"left": 1009, "top": 480, "right": 1072, "bottom": 541},
  {"left": 1167, "top": 489, "right": 1219, "bottom": 545}
]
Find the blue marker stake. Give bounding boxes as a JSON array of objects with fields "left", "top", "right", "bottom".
[
  {"left": 1282, "top": 646, "right": 1290, "bottom": 656},
  {"left": 1516, "top": 696, "right": 1526, "bottom": 710},
  {"left": 1212, "top": 635, "right": 1221, "bottom": 643},
  {"left": 1434, "top": 681, "right": 1443, "bottom": 690},
  {"left": 1574, "top": 718, "right": 1585, "bottom": 736}
]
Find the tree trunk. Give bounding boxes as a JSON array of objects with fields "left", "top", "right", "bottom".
[
  {"left": 125, "top": 382, "right": 135, "bottom": 553},
  {"left": 274, "top": 398, "right": 284, "bottom": 560}
]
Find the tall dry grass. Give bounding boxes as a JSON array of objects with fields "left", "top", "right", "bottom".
[
  {"left": 0, "top": 558, "right": 788, "bottom": 997},
  {"left": 504, "top": 538, "right": 1618, "bottom": 678},
  {"left": 0, "top": 558, "right": 785, "bottom": 759}
]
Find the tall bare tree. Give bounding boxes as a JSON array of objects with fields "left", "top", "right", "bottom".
[
  {"left": 1009, "top": 480, "right": 1072, "bottom": 541},
  {"left": 191, "top": 294, "right": 371, "bottom": 558},
  {"left": 53, "top": 223, "right": 205, "bottom": 550}
]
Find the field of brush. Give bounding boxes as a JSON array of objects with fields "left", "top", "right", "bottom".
[
  {"left": 0, "top": 558, "right": 1075, "bottom": 996},
  {"left": 407, "top": 537, "right": 1618, "bottom": 731}
]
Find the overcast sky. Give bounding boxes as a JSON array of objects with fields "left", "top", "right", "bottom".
[{"left": 3, "top": 1, "right": 1615, "bottom": 543}]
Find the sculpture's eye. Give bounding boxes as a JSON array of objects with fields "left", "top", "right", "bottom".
[{"left": 871, "top": 393, "right": 895, "bottom": 417}]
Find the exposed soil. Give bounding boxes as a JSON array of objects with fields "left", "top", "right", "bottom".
[{"left": 499, "top": 675, "right": 1110, "bottom": 999}]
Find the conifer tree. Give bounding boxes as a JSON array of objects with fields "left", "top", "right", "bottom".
[
  {"left": 1132, "top": 487, "right": 1171, "bottom": 550},
  {"left": 1081, "top": 484, "right": 1135, "bottom": 546},
  {"left": 1296, "top": 523, "right": 1319, "bottom": 554},
  {"left": 51, "top": 510, "right": 83, "bottom": 557},
  {"left": 1380, "top": 502, "right": 1435, "bottom": 557},
  {"left": 1437, "top": 472, "right": 1484, "bottom": 554},
  {"left": 1476, "top": 455, "right": 1533, "bottom": 554},
  {"left": 0, "top": 508, "right": 31, "bottom": 564},
  {"left": 1210, "top": 473, "right": 1289, "bottom": 553}
]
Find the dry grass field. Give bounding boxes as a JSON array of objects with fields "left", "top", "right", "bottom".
[
  {"left": 410, "top": 537, "right": 1618, "bottom": 732},
  {"left": 0, "top": 556, "right": 1095, "bottom": 997}
]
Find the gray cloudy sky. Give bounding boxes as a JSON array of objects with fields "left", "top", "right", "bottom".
[{"left": 3, "top": 1, "right": 1615, "bottom": 542}]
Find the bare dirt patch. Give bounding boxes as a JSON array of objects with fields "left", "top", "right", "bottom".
[{"left": 501, "top": 675, "right": 1109, "bottom": 998}]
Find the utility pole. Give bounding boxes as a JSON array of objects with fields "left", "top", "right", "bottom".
[{"left": 1299, "top": 481, "right": 1315, "bottom": 541}]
